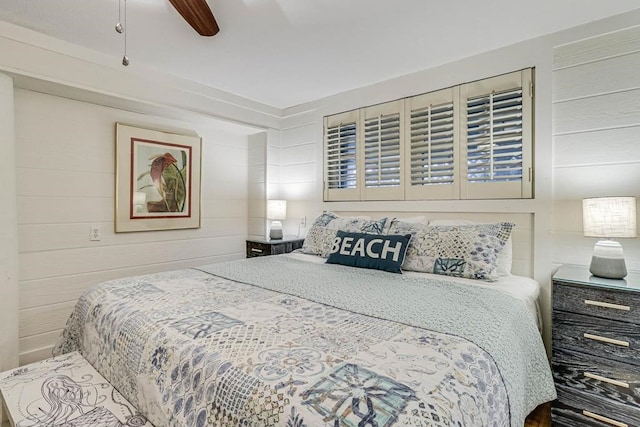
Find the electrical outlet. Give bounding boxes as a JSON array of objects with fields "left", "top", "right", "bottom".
[
  {"left": 300, "top": 216, "right": 306, "bottom": 227},
  {"left": 90, "top": 225, "right": 102, "bottom": 241}
]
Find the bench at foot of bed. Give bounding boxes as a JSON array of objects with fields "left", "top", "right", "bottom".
[{"left": 0, "top": 351, "right": 153, "bottom": 427}]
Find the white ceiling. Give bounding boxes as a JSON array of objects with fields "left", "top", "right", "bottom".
[{"left": 0, "top": 1, "right": 639, "bottom": 109}]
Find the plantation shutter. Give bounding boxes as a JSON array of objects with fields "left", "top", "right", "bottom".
[
  {"left": 361, "top": 100, "right": 404, "bottom": 200},
  {"left": 460, "top": 69, "right": 533, "bottom": 199},
  {"left": 405, "top": 87, "right": 459, "bottom": 200},
  {"left": 324, "top": 110, "right": 360, "bottom": 201}
]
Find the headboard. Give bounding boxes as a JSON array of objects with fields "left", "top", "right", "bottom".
[{"left": 333, "top": 211, "right": 534, "bottom": 278}]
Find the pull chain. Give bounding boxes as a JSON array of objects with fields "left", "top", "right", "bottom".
[
  {"left": 122, "top": 0, "right": 129, "bottom": 66},
  {"left": 115, "top": 0, "right": 123, "bottom": 33},
  {"left": 115, "top": 0, "right": 129, "bottom": 66}
]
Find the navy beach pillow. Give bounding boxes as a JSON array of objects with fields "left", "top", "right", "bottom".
[{"left": 326, "top": 231, "right": 412, "bottom": 274}]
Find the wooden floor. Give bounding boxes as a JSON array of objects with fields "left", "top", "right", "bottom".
[{"left": 525, "top": 403, "right": 551, "bottom": 427}]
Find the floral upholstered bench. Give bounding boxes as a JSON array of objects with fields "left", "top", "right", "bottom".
[{"left": 0, "top": 351, "right": 153, "bottom": 427}]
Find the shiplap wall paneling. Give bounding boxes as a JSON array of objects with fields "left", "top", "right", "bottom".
[
  {"left": 16, "top": 90, "right": 250, "bottom": 364},
  {"left": 552, "top": 24, "right": 640, "bottom": 271},
  {"left": 266, "top": 128, "right": 282, "bottom": 201},
  {"left": 248, "top": 132, "right": 267, "bottom": 238},
  {"left": 280, "top": 121, "right": 320, "bottom": 236},
  {"left": 0, "top": 73, "right": 19, "bottom": 380}
]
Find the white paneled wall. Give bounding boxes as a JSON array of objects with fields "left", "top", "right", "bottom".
[
  {"left": 278, "top": 38, "right": 555, "bottom": 268},
  {"left": 15, "top": 90, "right": 251, "bottom": 365},
  {"left": 248, "top": 132, "right": 266, "bottom": 238},
  {"left": 0, "top": 73, "right": 18, "bottom": 377},
  {"left": 272, "top": 13, "right": 640, "bottom": 351},
  {"left": 266, "top": 128, "right": 282, "bottom": 201},
  {"left": 274, "top": 36, "right": 558, "bottom": 350},
  {"left": 280, "top": 121, "right": 320, "bottom": 237},
  {"left": 552, "top": 25, "right": 640, "bottom": 271}
]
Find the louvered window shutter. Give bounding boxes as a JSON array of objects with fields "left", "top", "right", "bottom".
[
  {"left": 461, "top": 69, "right": 533, "bottom": 199},
  {"left": 324, "top": 110, "right": 360, "bottom": 201},
  {"left": 361, "top": 100, "right": 404, "bottom": 200},
  {"left": 405, "top": 88, "right": 459, "bottom": 200},
  {"left": 323, "top": 68, "right": 534, "bottom": 202}
]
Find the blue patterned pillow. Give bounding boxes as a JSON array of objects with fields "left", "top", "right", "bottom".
[
  {"left": 301, "top": 214, "right": 388, "bottom": 257},
  {"left": 326, "top": 231, "right": 412, "bottom": 274},
  {"left": 388, "top": 222, "right": 514, "bottom": 281}
]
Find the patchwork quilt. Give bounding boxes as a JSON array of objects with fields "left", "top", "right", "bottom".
[{"left": 54, "top": 255, "right": 555, "bottom": 427}]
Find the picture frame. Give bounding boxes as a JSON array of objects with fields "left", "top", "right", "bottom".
[{"left": 115, "top": 123, "right": 202, "bottom": 232}]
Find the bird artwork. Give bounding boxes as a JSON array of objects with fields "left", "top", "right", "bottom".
[{"left": 137, "top": 151, "right": 188, "bottom": 213}]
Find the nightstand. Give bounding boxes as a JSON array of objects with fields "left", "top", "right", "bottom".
[
  {"left": 246, "top": 237, "right": 304, "bottom": 258},
  {"left": 551, "top": 265, "right": 640, "bottom": 426}
]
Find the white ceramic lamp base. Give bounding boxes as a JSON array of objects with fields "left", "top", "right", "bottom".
[
  {"left": 269, "top": 220, "right": 283, "bottom": 240},
  {"left": 589, "top": 240, "right": 627, "bottom": 279}
]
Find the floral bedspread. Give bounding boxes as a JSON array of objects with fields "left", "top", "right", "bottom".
[{"left": 54, "top": 255, "right": 555, "bottom": 427}]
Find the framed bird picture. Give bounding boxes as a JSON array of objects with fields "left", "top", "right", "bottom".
[{"left": 115, "top": 123, "right": 202, "bottom": 232}]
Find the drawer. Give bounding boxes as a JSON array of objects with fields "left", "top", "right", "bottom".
[
  {"left": 552, "top": 347, "right": 640, "bottom": 412},
  {"left": 271, "top": 243, "right": 288, "bottom": 255},
  {"left": 273, "top": 239, "right": 304, "bottom": 254},
  {"left": 246, "top": 241, "right": 270, "bottom": 257},
  {"left": 553, "top": 310, "right": 640, "bottom": 366},
  {"left": 246, "top": 239, "right": 305, "bottom": 258},
  {"left": 554, "top": 281, "right": 640, "bottom": 324},
  {"left": 552, "top": 401, "right": 631, "bottom": 427}
]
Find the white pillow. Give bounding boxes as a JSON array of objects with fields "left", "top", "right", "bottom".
[{"left": 428, "top": 219, "right": 512, "bottom": 276}]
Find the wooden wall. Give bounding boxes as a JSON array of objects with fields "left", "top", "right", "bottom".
[
  {"left": 552, "top": 25, "right": 640, "bottom": 271},
  {"left": 248, "top": 132, "right": 267, "bottom": 238},
  {"left": 16, "top": 90, "right": 251, "bottom": 365}
]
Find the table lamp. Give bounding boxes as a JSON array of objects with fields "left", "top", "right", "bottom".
[
  {"left": 583, "top": 196, "right": 637, "bottom": 279},
  {"left": 267, "top": 200, "right": 287, "bottom": 240}
]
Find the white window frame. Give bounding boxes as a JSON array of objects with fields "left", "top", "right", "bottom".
[
  {"left": 460, "top": 69, "right": 533, "bottom": 199},
  {"left": 404, "top": 87, "right": 460, "bottom": 200},
  {"left": 323, "top": 68, "right": 534, "bottom": 202},
  {"left": 324, "top": 110, "right": 360, "bottom": 201},
  {"left": 361, "top": 100, "right": 405, "bottom": 201}
]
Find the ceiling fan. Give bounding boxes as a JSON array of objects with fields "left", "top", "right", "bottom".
[
  {"left": 167, "top": 0, "right": 220, "bottom": 37},
  {"left": 117, "top": 0, "right": 218, "bottom": 66}
]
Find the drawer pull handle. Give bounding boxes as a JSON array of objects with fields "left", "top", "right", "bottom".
[
  {"left": 583, "top": 333, "right": 629, "bottom": 347},
  {"left": 250, "top": 248, "right": 263, "bottom": 253},
  {"left": 584, "top": 372, "right": 630, "bottom": 388},
  {"left": 582, "top": 410, "right": 628, "bottom": 427},
  {"left": 585, "top": 299, "right": 630, "bottom": 311}
]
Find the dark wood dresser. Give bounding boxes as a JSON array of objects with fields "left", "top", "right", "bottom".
[
  {"left": 551, "top": 265, "right": 640, "bottom": 426},
  {"left": 246, "top": 236, "right": 304, "bottom": 258}
]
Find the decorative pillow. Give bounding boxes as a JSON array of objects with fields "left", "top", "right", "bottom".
[
  {"left": 382, "top": 216, "right": 428, "bottom": 234},
  {"left": 391, "top": 222, "right": 514, "bottom": 281},
  {"left": 326, "top": 231, "right": 412, "bottom": 274},
  {"left": 301, "top": 213, "right": 388, "bottom": 257},
  {"left": 385, "top": 218, "right": 430, "bottom": 236},
  {"left": 429, "top": 219, "right": 513, "bottom": 276},
  {"left": 300, "top": 225, "right": 340, "bottom": 257}
]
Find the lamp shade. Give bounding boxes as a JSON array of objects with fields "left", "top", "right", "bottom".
[
  {"left": 583, "top": 197, "right": 637, "bottom": 238},
  {"left": 267, "top": 200, "right": 287, "bottom": 220}
]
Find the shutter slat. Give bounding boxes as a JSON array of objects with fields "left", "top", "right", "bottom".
[
  {"left": 364, "top": 110, "right": 402, "bottom": 189},
  {"left": 408, "top": 100, "right": 455, "bottom": 188},
  {"left": 325, "top": 120, "right": 358, "bottom": 190},
  {"left": 465, "top": 84, "right": 524, "bottom": 184}
]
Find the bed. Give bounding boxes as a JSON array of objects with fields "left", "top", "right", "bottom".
[{"left": 52, "top": 215, "right": 556, "bottom": 427}]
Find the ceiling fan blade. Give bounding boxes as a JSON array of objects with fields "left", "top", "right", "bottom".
[{"left": 167, "top": 0, "right": 219, "bottom": 36}]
